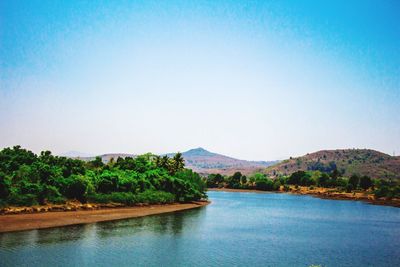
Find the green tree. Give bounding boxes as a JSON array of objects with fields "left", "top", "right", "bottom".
[
  {"left": 227, "top": 172, "right": 242, "bottom": 188},
  {"left": 288, "top": 171, "right": 306, "bottom": 185},
  {"left": 241, "top": 175, "right": 247, "bottom": 185},
  {"left": 359, "top": 175, "right": 372, "bottom": 190},
  {"left": 349, "top": 174, "right": 360, "bottom": 189},
  {"left": 255, "top": 178, "right": 274, "bottom": 191},
  {"left": 172, "top": 152, "right": 185, "bottom": 174},
  {"left": 317, "top": 173, "right": 330, "bottom": 187},
  {"left": 89, "top": 156, "right": 104, "bottom": 168},
  {"left": 97, "top": 171, "right": 119, "bottom": 193},
  {"left": 65, "top": 175, "right": 90, "bottom": 202},
  {"left": 207, "top": 174, "right": 224, "bottom": 188},
  {"left": 0, "top": 172, "right": 11, "bottom": 200}
]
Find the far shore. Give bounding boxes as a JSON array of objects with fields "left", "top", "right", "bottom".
[
  {"left": 208, "top": 188, "right": 400, "bottom": 208},
  {"left": 0, "top": 201, "right": 209, "bottom": 233}
]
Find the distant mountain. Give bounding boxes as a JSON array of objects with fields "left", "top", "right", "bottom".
[
  {"left": 169, "top": 147, "right": 278, "bottom": 176},
  {"left": 265, "top": 149, "right": 400, "bottom": 179},
  {"left": 65, "top": 153, "right": 136, "bottom": 163},
  {"left": 59, "top": 151, "right": 94, "bottom": 158}
]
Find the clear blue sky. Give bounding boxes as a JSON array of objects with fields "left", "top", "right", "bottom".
[{"left": 1, "top": 0, "right": 399, "bottom": 160}]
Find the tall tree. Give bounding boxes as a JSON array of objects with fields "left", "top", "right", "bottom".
[{"left": 172, "top": 152, "right": 185, "bottom": 174}]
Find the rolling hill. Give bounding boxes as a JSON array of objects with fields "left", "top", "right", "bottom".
[{"left": 264, "top": 149, "right": 400, "bottom": 179}]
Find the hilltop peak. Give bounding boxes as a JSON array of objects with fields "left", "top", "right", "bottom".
[{"left": 183, "top": 147, "right": 214, "bottom": 156}]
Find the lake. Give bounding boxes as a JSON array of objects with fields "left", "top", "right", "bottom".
[{"left": 1, "top": 191, "right": 399, "bottom": 267}]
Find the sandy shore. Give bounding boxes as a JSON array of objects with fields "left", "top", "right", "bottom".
[
  {"left": 208, "top": 188, "right": 400, "bottom": 208},
  {"left": 0, "top": 201, "right": 209, "bottom": 233}
]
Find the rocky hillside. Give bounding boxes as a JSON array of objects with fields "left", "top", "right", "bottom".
[
  {"left": 265, "top": 149, "right": 400, "bottom": 179},
  {"left": 168, "top": 148, "right": 278, "bottom": 176}
]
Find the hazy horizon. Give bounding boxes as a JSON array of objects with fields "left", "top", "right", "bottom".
[
  {"left": 57, "top": 146, "right": 398, "bottom": 162},
  {"left": 1, "top": 0, "right": 399, "bottom": 161}
]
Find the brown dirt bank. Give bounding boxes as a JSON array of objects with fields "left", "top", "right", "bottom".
[
  {"left": 0, "top": 201, "right": 209, "bottom": 233},
  {"left": 208, "top": 187, "right": 400, "bottom": 208}
]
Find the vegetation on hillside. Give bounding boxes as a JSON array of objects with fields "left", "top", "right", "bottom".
[
  {"left": 265, "top": 149, "right": 400, "bottom": 180},
  {"left": 207, "top": 170, "right": 400, "bottom": 199},
  {"left": 0, "top": 146, "right": 206, "bottom": 207}
]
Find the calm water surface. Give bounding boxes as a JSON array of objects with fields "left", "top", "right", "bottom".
[{"left": 1, "top": 191, "right": 399, "bottom": 267}]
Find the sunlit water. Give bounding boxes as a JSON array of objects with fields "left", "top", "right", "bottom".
[{"left": 1, "top": 191, "right": 399, "bottom": 267}]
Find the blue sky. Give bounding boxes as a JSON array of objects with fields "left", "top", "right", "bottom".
[{"left": 0, "top": 0, "right": 399, "bottom": 160}]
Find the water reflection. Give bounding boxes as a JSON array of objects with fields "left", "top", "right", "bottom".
[
  {"left": 95, "top": 207, "right": 206, "bottom": 238},
  {"left": 1, "top": 192, "right": 399, "bottom": 267},
  {"left": 0, "top": 206, "right": 206, "bottom": 250}
]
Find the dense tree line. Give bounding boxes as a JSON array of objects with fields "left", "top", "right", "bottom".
[
  {"left": 207, "top": 169, "right": 400, "bottom": 198},
  {"left": 0, "top": 146, "right": 206, "bottom": 207}
]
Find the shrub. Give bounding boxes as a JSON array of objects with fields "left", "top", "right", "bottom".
[
  {"left": 374, "top": 186, "right": 390, "bottom": 198},
  {"left": 136, "top": 190, "right": 175, "bottom": 204},
  {"left": 345, "top": 183, "right": 353, "bottom": 193},
  {"left": 0, "top": 173, "right": 11, "bottom": 199},
  {"left": 283, "top": 185, "right": 290, "bottom": 192},
  {"left": 97, "top": 171, "right": 119, "bottom": 193},
  {"left": 65, "top": 175, "right": 90, "bottom": 202},
  {"left": 8, "top": 193, "right": 38, "bottom": 206},
  {"left": 87, "top": 190, "right": 175, "bottom": 205},
  {"left": 349, "top": 174, "right": 360, "bottom": 189},
  {"left": 88, "top": 192, "right": 137, "bottom": 205},
  {"left": 255, "top": 178, "right": 274, "bottom": 191},
  {"left": 39, "top": 185, "right": 64, "bottom": 204},
  {"left": 359, "top": 176, "right": 372, "bottom": 190}
]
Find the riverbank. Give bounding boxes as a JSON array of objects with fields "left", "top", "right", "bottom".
[
  {"left": 208, "top": 187, "right": 400, "bottom": 208},
  {"left": 0, "top": 201, "right": 209, "bottom": 233}
]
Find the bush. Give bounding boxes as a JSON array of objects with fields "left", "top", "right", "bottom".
[
  {"left": 97, "top": 171, "right": 119, "bottom": 193},
  {"left": 255, "top": 178, "right": 274, "bottom": 191},
  {"left": 8, "top": 193, "right": 38, "bottom": 206},
  {"left": 88, "top": 192, "right": 136, "bottom": 205},
  {"left": 0, "top": 199, "right": 7, "bottom": 208},
  {"left": 349, "top": 174, "right": 360, "bottom": 189},
  {"left": 87, "top": 190, "right": 175, "bottom": 205},
  {"left": 136, "top": 190, "right": 175, "bottom": 204},
  {"left": 373, "top": 185, "right": 399, "bottom": 199},
  {"left": 0, "top": 173, "right": 11, "bottom": 199},
  {"left": 317, "top": 173, "right": 329, "bottom": 187},
  {"left": 345, "top": 183, "right": 353, "bottom": 193},
  {"left": 287, "top": 171, "right": 305, "bottom": 185},
  {"left": 39, "top": 185, "right": 64, "bottom": 204},
  {"left": 273, "top": 180, "right": 281, "bottom": 191},
  {"left": 65, "top": 175, "right": 90, "bottom": 202},
  {"left": 359, "top": 176, "right": 372, "bottom": 190},
  {"left": 207, "top": 174, "right": 224, "bottom": 188},
  {"left": 283, "top": 185, "right": 290, "bottom": 192}
]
